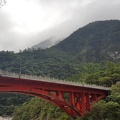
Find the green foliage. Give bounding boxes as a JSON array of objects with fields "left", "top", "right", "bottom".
[
  {"left": 0, "top": 105, "right": 14, "bottom": 116},
  {"left": 105, "top": 101, "right": 120, "bottom": 120},
  {"left": 0, "top": 48, "right": 77, "bottom": 79},
  {"left": 111, "top": 81, "right": 120, "bottom": 94},
  {"left": 55, "top": 20, "right": 120, "bottom": 62},
  {"left": 12, "top": 98, "right": 72, "bottom": 120},
  {"left": 91, "top": 100, "right": 107, "bottom": 120},
  {"left": 67, "top": 62, "right": 120, "bottom": 87},
  {"left": 107, "top": 82, "right": 120, "bottom": 104},
  {"left": 0, "top": 93, "right": 31, "bottom": 116},
  {"left": 90, "top": 100, "right": 120, "bottom": 120}
]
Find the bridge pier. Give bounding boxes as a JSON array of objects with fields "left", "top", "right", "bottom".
[{"left": 86, "top": 93, "right": 90, "bottom": 111}]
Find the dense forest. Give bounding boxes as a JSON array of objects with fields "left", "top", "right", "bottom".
[{"left": 0, "top": 20, "right": 120, "bottom": 119}]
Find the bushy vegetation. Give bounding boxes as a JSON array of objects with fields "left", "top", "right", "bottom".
[
  {"left": 55, "top": 20, "right": 120, "bottom": 62},
  {"left": 0, "top": 93, "right": 31, "bottom": 116},
  {"left": 67, "top": 62, "right": 120, "bottom": 87},
  {"left": 12, "top": 98, "right": 72, "bottom": 120}
]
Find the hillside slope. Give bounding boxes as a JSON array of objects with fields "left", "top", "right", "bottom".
[
  {"left": 54, "top": 20, "right": 120, "bottom": 62},
  {"left": 0, "top": 20, "right": 120, "bottom": 78},
  {"left": 32, "top": 39, "right": 61, "bottom": 49}
]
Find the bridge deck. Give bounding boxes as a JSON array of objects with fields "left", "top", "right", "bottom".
[{"left": 0, "top": 70, "right": 110, "bottom": 91}]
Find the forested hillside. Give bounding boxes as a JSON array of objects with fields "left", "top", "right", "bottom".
[
  {"left": 55, "top": 20, "right": 120, "bottom": 62},
  {"left": 0, "top": 20, "right": 120, "bottom": 119},
  {"left": 0, "top": 20, "right": 120, "bottom": 77}
]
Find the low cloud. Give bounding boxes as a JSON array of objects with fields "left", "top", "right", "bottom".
[{"left": 0, "top": 0, "right": 120, "bottom": 52}]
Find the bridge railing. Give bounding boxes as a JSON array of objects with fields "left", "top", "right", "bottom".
[{"left": 0, "top": 69, "right": 110, "bottom": 91}]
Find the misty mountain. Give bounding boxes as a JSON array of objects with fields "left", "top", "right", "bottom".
[
  {"left": 0, "top": 20, "right": 120, "bottom": 77},
  {"left": 54, "top": 20, "right": 120, "bottom": 62},
  {"left": 32, "top": 39, "right": 61, "bottom": 49}
]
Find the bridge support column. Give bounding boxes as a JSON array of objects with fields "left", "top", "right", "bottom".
[
  {"left": 58, "top": 91, "right": 63, "bottom": 99},
  {"left": 70, "top": 92, "right": 74, "bottom": 105},
  {"left": 93, "top": 94, "right": 97, "bottom": 102},
  {"left": 81, "top": 92, "right": 85, "bottom": 116},
  {"left": 74, "top": 93, "right": 81, "bottom": 111},
  {"left": 86, "top": 93, "right": 90, "bottom": 111}
]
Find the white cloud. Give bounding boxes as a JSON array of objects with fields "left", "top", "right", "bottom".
[{"left": 0, "top": 0, "right": 120, "bottom": 52}]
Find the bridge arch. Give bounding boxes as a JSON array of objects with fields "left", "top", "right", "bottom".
[{"left": 0, "top": 75, "right": 109, "bottom": 118}]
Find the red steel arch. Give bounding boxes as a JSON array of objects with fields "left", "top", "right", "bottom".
[{"left": 0, "top": 75, "right": 109, "bottom": 118}]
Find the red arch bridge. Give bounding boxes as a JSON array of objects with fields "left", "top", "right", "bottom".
[{"left": 0, "top": 70, "right": 110, "bottom": 118}]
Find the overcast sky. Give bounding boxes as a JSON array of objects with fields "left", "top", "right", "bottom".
[{"left": 0, "top": 0, "right": 120, "bottom": 52}]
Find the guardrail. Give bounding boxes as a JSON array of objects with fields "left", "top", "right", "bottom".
[{"left": 0, "top": 69, "right": 110, "bottom": 91}]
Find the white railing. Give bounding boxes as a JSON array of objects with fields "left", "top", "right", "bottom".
[{"left": 0, "top": 69, "right": 110, "bottom": 91}]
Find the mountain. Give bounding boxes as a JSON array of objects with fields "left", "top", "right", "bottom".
[
  {"left": 54, "top": 20, "right": 120, "bottom": 62},
  {"left": 0, "top": 20, "right": 120, "bottom": 77},
  {"left": 32, "top": 39, "right": 54, "bottom": 49},
  {"left": 31, "top": 20, "right": 120, "bottom": 62},
  {"left": 32, "top": 38, "right": 61, "bottom": 49}
]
